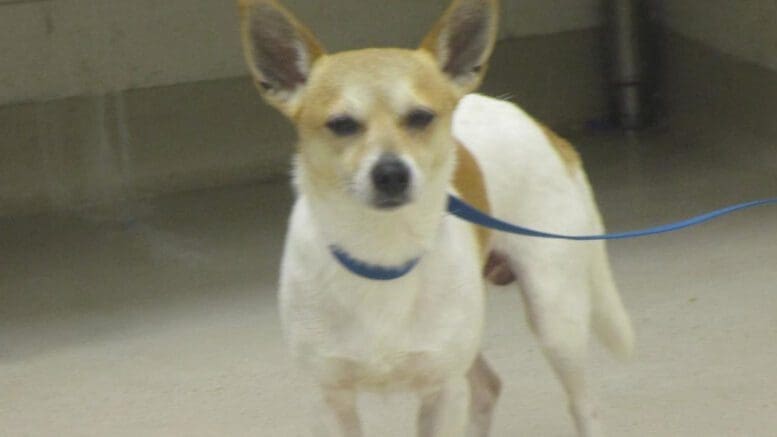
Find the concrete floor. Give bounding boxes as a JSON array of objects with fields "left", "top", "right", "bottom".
[{"left": 2, "top": 110, "right": 777, "bottom": 436}]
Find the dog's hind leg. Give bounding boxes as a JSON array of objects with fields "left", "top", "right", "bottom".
[
  {"left": 467, "top": 354, "right": 501, "bottom": 437},
  {"left": 320, "top": 388, "right": 362, "bottom": 437},
  {"left": 418, "top": 377, "right": 470, "bottom": 437},
  {"left": 511, "top": 243, "right": 604, "bottom": 437}
]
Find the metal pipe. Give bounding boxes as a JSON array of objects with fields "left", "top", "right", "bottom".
[{"left": 608, "top": 0, "right": 646, "bottom": 129}]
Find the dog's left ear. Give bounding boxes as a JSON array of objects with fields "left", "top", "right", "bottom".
[{"left": 420, "top": 0, "right": 499, "bottom": 95}]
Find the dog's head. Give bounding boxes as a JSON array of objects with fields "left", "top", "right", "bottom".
[{"left": 239, "top": 0, "right": 499, "bottom": 210}]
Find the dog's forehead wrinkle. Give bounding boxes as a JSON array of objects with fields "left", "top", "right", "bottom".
[
  {"left": 321, "top": 83, "right": 429, "bottom": 126},
  {"left": 339, "top": 85, "right": 379, "bottom": 118}
]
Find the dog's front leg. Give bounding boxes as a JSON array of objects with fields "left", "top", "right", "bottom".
[
  {"left": 467, "top": 355, "right": 501, "bottom": 437},
  {"left": 320, "top": 388, "right": 362, "bottom": 437},
  {"left": 417, "top": 377, "right": 470, "bottom": 437}
]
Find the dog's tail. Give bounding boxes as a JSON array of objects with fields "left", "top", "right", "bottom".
[{"left": 590, "top": 242, "right": 635, "bottom": 360}]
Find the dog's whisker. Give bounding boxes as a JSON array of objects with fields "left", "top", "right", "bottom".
[{"left": 495, "top": 93, "right": 516, "bottom": 102}]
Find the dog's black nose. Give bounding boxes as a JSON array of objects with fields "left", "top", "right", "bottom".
[{"left": 371, "top": 155, "right": 411, "bottom": 199}]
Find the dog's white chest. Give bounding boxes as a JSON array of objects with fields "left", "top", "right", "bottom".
[{"left": 278, "top": 198, "right": 485, "bottom": 390}]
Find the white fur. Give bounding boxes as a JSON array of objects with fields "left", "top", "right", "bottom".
[
  {"left": 280, "top": 94, "right": 633, "bottom": 437},
  {"left": 454, "top": 94, "right": 633, "bottom": 354},
  {"left": 455, "top": 94, "right": 634, "bottom": 436},
  {"left": 283, "top": 144, "right": 482, "bottom": 436}
]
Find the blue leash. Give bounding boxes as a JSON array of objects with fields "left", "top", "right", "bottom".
[
  {"left": 330, "top": 194, "right": 777, "bottom": 281},
  {"left": 448, "top": 194, "right": 777, "bottom": 241}
]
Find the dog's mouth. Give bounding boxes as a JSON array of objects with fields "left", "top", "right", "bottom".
[{"left": 371, "top": 194, "right": 411, "bottom": 210}]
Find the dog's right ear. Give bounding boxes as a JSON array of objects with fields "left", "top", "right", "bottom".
[
  {"left": 420, "top": 0, "right": 499, "bottom": 95},
  {"left": 238, "top": 0, "right": 325, "bottom": 117}
]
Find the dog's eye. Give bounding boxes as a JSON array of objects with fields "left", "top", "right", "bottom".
[
  {"left": 326, "top": 115, "right": 362, "bottom": 137},
  {"left": 405, "top": 109, "right": 436, "bottom": 130}
]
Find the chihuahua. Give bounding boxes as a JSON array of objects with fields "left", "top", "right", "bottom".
[{"left": 238, "top": 0, "right": 634, "bottom": 436}]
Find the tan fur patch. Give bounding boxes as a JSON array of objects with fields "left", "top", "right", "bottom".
[
  {"left": 538, "top": 124, "right": 581, "bottom": 174},
  {"left": 296, "top": 49, "right": 460, "bottom": 124},
  {"left": 453, "top": 143, "right": 491, "bottom": 256}
]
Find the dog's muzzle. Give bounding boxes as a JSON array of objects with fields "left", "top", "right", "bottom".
[{"left": 370, "top": 154, "right": 411, "bottom": 209}]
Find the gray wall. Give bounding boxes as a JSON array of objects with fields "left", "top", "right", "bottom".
[
  {"left": 1, "top": 0, "right": 602, "bottom": 105},
  {"left": 1, "top": 0, "right": 604, "bottom": 216},
  {"left": 658, "top": 0, "right": 777, "bottom": 72}
]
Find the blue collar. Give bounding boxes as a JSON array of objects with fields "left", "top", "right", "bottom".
[{"left": 329, "top": 245, "right": 422, "bottom": 281}]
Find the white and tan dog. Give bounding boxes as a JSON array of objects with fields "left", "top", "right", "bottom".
[{"left": 238, "top": 0, "right": 634, "bottom": 436}]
